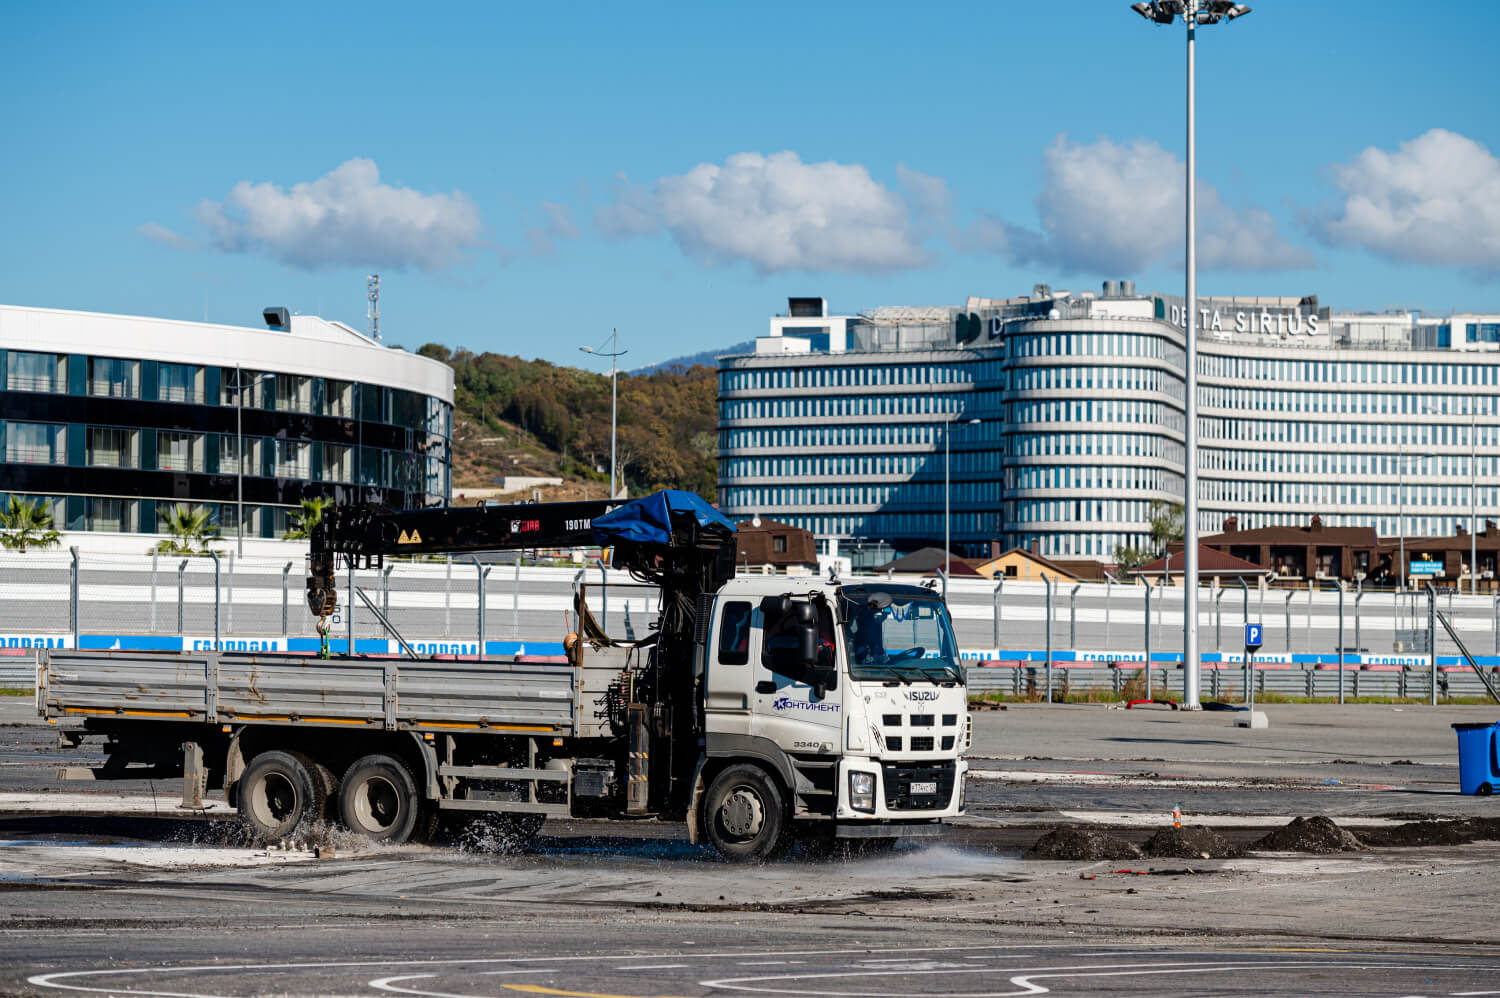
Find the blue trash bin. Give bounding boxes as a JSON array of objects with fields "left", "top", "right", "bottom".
[{"left": 1452, "top": 722, "right": 1500, "bottom": 796}]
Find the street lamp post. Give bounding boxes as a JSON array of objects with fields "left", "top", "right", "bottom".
[
  {"left": 1130, "top": 0, "right": 1250, "bottom": 710},
  {"left": 943, "top": 417, "right": 982, "bottom": 602},
  {"left": 1472, "top": 398, "right": 1479, "bottom": 594},
  {"left": 580, "top": 330, "right": 627, "bottom": 500}
]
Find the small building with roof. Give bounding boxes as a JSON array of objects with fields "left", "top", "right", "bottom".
[
  {"left": 1134, "top": 545, "right": 1272, "bottom": 585},
  {"left": 734, "top": 515, "right": 818, "bottom": 574}
]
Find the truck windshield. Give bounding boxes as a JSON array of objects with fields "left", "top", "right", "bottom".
[{"left": 839, "top": 588, "right": 963, "bottom": 685}]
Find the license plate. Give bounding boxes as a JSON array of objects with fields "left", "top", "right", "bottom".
[{"left": 910, "top": 781, "right": 937, "bottom": 795}]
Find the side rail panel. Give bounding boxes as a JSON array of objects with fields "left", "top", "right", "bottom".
[{"left": 42, "top": 651, "right": 580, "bottom": 734}]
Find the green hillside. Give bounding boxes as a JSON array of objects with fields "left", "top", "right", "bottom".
[{"left": 418, "top": 345, "right": 719, "bottom": 499}]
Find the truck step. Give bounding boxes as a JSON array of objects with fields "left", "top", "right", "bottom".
[
  {"left": 438, "top": 764, "right": 568, "bottom": 782},
  {"left": 437, "top": 799, "right": 570, "bottom": 816}
]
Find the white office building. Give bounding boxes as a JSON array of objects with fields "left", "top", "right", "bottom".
[
  {"left": 0, "top": 304, "right": 453, "bottom": 536},
  {"left": 717, "top": 289, "right": 1500, "bottom": 566}
]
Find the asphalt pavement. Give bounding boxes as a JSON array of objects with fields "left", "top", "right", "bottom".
[{"left": 4, "top": 693, "right": 1500, "bottom": 996}]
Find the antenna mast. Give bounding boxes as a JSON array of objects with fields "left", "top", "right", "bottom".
[{"left": 366, "top": 274, "right": 381, "bottom": 342}]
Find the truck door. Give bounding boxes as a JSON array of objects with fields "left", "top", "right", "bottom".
[
  {"left": 703, "top": 599, "right": 755, "bottom": 736},
  {"left": 750, "top": 597, "right": 842, "bottom": 753}
]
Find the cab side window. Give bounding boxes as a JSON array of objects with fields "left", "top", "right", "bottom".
[{"left": 717, "top": 601, "right": 751, "bottom": 665}]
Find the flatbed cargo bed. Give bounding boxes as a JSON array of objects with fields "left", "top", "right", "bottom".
[{"left": 40, "top": 650, "right": 590, "bottom": 736}]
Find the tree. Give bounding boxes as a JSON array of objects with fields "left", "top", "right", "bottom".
[
  {"left": 1147, "top": 500, "right": 1184, "bottom": 556},
  {"left": 285, "top": 497, "right": 331, "bottom": 540},
  {"left": 0, "top": 496, "right": 61, "bottom": 553},
  {"left": 152, "top": 503, "right": 220, "bottom": 556},
  {"left": 1113, "top": 544, "right": 1150, "bottom": 572}
]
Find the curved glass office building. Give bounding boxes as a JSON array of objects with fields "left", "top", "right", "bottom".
[
  {"left": 718, "top": 290, "right": 1500, "bottom": 564},
  {"left": 0, "top": 304, "right": 453, "bottom": 536}
]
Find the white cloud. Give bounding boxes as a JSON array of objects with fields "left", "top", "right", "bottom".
[
  {"left": 177, "top": 158, "right": 484, "bottom": 271},
  {"left": 1312, "top": 128, "right": 1500, "bottom": 276},
  {"left": 136, "top": 222, "right": 197, "bottom": 252},
  {"left": 541, "top": 201, "right": 578, "bottom": 240},
  {"left": 969, "top": 135, "right": 1313, "bottom": 274},
  {"left": 596, "top": 152, "right": 930, "bottom": 274},
  {"left": 896, "top": 164, "right": 952, "bottom": 226},
  {"left": 526, "top": 201, "right": 581, "bottom": 255}
]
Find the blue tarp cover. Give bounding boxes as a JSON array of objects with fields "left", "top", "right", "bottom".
[{"left": 592, "top": 490, "right": 735, "bottom": 546}]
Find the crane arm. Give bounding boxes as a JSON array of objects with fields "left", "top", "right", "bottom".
[{"left": 305, "top": 498, "right": 622, "bottom": 617}]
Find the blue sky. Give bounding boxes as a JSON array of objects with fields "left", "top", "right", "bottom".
[{"left": 3, "top": 1, "right": 1497, "bottom": 368}]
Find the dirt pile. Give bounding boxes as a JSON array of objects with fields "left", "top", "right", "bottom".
[
  {"left": 1141, "top": 825, "right": 1237, "bottom": 859},
  {"left": 1250, "top": 816, "right": 1363, "bottom": 853},
  {"left": 1027, "top": 827, "right": 1141, "bottom": 861},
  {"left": 1357, "top": 816, "right": 1500, "bottom": 848}
]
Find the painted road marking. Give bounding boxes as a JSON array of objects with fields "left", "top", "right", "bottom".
[
  {"left": 26, "top": 948, "right": 1500, "bottom": 998},
  {"left": 968, "top": 769, "right": 1405, "bottom": 792}
]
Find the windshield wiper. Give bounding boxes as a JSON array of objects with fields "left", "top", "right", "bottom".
[
  {"left": 924, "top": 662, "right": 964, "bottom": 684},
  {"left": 889, "top": 664, "right": 929, "bottom": 685}
]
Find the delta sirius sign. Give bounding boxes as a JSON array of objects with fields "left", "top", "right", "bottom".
[{"left": 1158, "top": 297, "right": 1326, "bottom": 339}]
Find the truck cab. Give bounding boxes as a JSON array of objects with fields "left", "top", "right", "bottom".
[{"left": 694, "top": 578, "right": 968, "bottom": 859}]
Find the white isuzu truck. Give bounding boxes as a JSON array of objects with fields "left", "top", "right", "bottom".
[{"left": 40, "top": 491, "right": 968, "bottom": 861}]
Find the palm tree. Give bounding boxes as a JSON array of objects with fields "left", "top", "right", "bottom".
[
  {"left": 0, "top": 496, "right": 61, "bottom": 553},
  {"left": 285, "top": 496, "right": 331, "bottom": 540},
  {"left": 153, "top": 503, "right": 220, "bottom": 556}
]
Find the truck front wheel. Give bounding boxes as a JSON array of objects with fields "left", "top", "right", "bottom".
[
  {"left": 338, "top": 754, "right": 425, "bottom": 843},
  {"left": 703, "top": 764, "right": 791, "bottom": 863},
  {"left": 238, "top": 750, "right": 329, "bottom": 843}
]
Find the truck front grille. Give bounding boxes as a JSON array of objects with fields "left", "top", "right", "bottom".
[{"left": 882, "top": 761, "right": 955, "bottom": 811}]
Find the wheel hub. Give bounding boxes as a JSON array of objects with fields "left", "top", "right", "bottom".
[{"left": 720, "top": 788, "right": 764, "bottom": 839}]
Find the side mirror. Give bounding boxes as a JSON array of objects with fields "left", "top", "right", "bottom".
[{"left": 764, "top": 620, "right": 817, "bottom": 676}]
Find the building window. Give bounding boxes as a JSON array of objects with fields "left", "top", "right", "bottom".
[
  {"left": 5, "top": 422, "right": 66, "bottom": 464},
  {"left": 6, "top": 351, "right": 66, "bottom": 393},
  {"left": 87, "top": 357, "right": 140, "bottom": 399},
  {"left": 87, "top": 427, "right": 138, "bottom": 468},
  {"left": 157, "top": 431, "right": 205, "bottom": 473},
  {"left": 324, "top": 379, "right": 354, "bottom": 418},
  {"left": 220, "top": 435, "right": 263, "bottom": 475},
  {"left": 275, "top": 439, "right": 312, "bottom": 479},
  {"left": 0, "top": 494, "right": 63, "bottom": 529},
  {"left": 87, "top": 497, "right": 136, "bottom": 533},
  {"left": 157, "top": 363, "right": 203, "bottom": 403},
  {"left": 220, "top": 369, "right": 266, "bottom": 407},
  {"left": 322, "top": 443, "right": 352, "bottom": 482},
  {"left": 773, "top": 535, "right": 788, "bottom": 553},
  {"left": 219, "top": 502, "right": 259, "bottom": 537},
  {"left": 155, "top": 501, "right": 214, "bottom": 534},
  {"left": 276, "top": 374, "right": 314, "bottom": 413}
]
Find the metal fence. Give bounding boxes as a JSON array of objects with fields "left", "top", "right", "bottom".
[
  {"left": 0, "top": 548, "right": 659, "bottom": 649},
  {"left": 3, "top": 549, "right": 1500, "bottom": 703}
]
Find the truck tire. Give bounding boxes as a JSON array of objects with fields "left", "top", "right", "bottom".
[
  {"left": 338, "top": 754, "right": 425, "bottom": 843},
  {"left": 237, "top": 750, "right": 328, "bottom": 843},
  {"left": 703, "top": 764, "right": 791, "bottom": 863}
]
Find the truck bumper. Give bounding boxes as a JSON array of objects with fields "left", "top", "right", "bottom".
[{"left": 834, "top": 820, "right": 948, "bottom": 839}]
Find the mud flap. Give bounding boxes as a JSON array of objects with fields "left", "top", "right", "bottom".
[
  {"left": 684, "top": 756, "right": 707, "bottom": 845},
  {"left": 223, "top": 731, "right": 246, "bottom": 808}
]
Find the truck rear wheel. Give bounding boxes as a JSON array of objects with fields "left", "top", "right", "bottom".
[
  {"left": 338, "top": 754, "right": 425, "bottom": 843},
  {"left": 703, "top": 764, "right": 791, "bottom": 863},
  {"left": 238, "top": 750, "right": 328, "bottom": 843}
]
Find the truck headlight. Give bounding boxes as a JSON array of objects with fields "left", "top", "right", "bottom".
[{"left": 849, "top": 771, "right": 876, "bottom": 813}]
